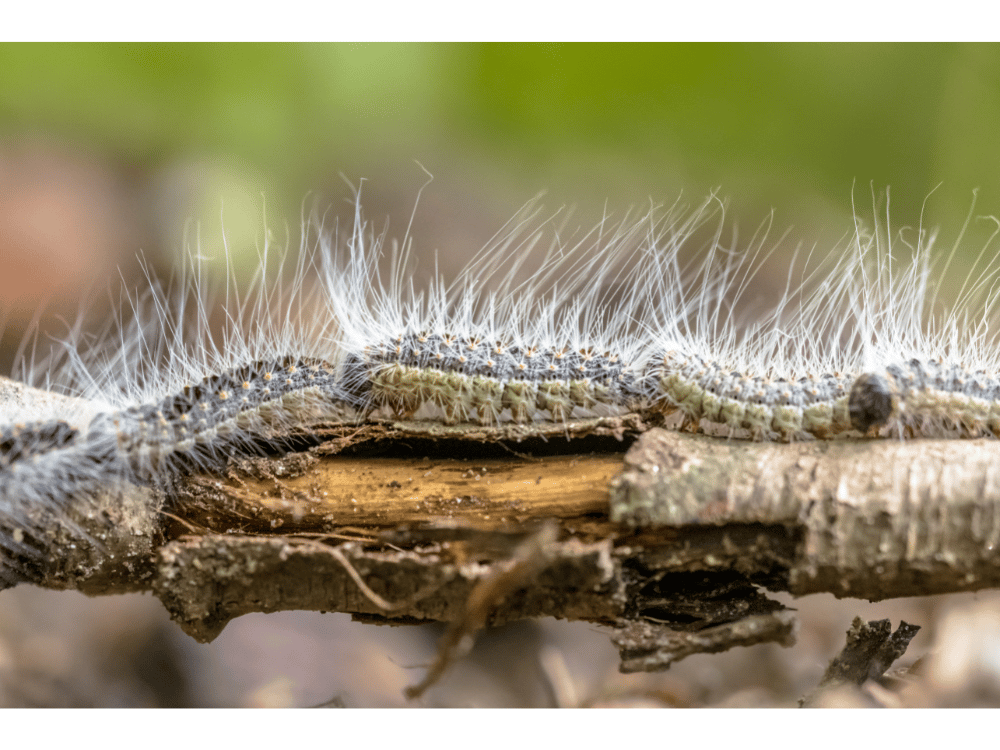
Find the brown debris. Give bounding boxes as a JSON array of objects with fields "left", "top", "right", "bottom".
[
  {"left": 800, "top": 617, "right": 921, "bottom": 706},
  {"left": 613, "top": 611, "right": 798, "bottom": 673},
  {"left": 404, "top": 523, "right": 559, "bottom": 700}
]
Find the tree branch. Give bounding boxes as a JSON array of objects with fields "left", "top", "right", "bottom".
[{"left": 7, "top": 376, "right": 1000, "bottom": 680}]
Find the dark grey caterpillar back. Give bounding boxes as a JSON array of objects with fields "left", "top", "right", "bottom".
[
  {"left": 0, "top": 419, "right": 115, "bottom": 585},
  {"left": 1, "top": 420, "right": 79, "bottom": 470},
  {"left": 646, "top": 350, "right": 855, "bottom": 440},
  {"left": 0, "top": 418, "right": 116, "bottom": 507},
  {"left": 358, "top": 332, "right": 646, "bottom": 424},
  {"left": 849, "top": 358, "right": 1000, "bottom": 437},
  {"left": 102, "top": 356, "right": 355, "bottom": 478}
]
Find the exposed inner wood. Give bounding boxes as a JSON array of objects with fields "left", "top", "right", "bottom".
[{"left": 174, "top": 453, "right": 619, "bottom": 534}]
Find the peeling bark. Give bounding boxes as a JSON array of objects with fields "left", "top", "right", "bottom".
[{"left": 612, "top": 430, "right": 1000, "bottom": 599}]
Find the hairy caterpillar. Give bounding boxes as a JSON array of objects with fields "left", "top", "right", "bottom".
[{"left": 1, "top": 184, "right": 999, "bottom": 585}]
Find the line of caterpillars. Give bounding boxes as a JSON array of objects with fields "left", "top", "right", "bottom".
[{"left": 3, "top": 341, "right": 999, "bottom": 492}]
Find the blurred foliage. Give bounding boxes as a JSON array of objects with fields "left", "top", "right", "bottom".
[{"left": 1, "top": 43, "right": 999, "bottom": 254}]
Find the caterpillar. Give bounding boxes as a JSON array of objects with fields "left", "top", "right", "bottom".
[{"left": 1, "top": 183, "right": 998, "bottom": 585}]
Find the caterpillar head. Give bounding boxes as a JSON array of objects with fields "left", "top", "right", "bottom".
[{"left": 849, "top": 372, "right": 896, "bottom": 435}]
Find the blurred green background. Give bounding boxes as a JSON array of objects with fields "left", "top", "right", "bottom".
[{"left": 1, "top": 43, "right": 999, "bottom": 327}]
